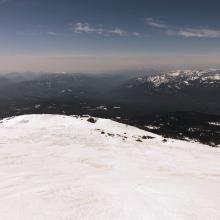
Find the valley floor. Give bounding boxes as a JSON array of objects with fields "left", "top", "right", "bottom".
[{"left": 0, "top": 115, "right": 219, "bottom": 220}]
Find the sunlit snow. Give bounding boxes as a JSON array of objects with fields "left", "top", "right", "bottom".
[{"left": 0, "top": 114, "right": 219, "bottom": 220}]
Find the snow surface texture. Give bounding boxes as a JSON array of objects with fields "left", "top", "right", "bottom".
[{"left": 0, "top": 114, "right": 219, "bottom": 220}]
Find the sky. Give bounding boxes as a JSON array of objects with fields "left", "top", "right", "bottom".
[{"left": 1, "top": 0, "right": 220, "bottom": 73}]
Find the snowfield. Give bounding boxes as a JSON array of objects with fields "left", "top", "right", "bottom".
[{"left": 0, "top": 114, "right": 219, "bottom": 220}]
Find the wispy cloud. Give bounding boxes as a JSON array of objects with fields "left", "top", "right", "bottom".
[
  {"left": 72, "top": 22, "right": 140, "bottom": 37},
  {"left": 47, "top": 31, "right": 63, "bottom": 36},
  {"left": 145, "top": 18, "right": 220, "bottom": 38},
  {"left": 168, "top": 29, "right": 220, "bottom": 38},
  {"left": 109, "top": 28, "right": 128, "bottom": 36},
  {"left": 133, "top": 32, "right": 141, "bottom": 36},
  {"left": 16, "top": 29, "right": 63, "bottom": 37},
  {"left": 73, "top": 23, "right": 97, "bottom": 34},
  {"left": 145, "top": 18, "right": 170, "bottom": 29}
]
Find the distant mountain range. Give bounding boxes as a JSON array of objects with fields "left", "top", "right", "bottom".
[
  {"left": 0, "top": 69, "right": 219, "bottom": 146},
  {"left": 117, "top": 69, "right": 220, "bottom": 114},
  {"left": 123, "top": 69, "right": 220, "bottom": 90}
]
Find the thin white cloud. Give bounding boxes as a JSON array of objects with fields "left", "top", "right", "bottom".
[
  {"left": 145, "top": 17, "right": 220, "bottom": 38},
  {"left": 133, "top": 32, "right": 141, "bottom": 36},
  {"left": 74, "top": 23, "right": 97, "bottom": 33},
  {"left": 145, "top": 18, "right": 170, "bottom": 29},
  {"left": 174, "top": 29, "right": 220, "bottom": 38},
  {"left": 72, "top": 22, "right": 140, "bottom": 37},
  {"left": 47, "top": 31, "right": 63, "bottom": 36},
  {"left": 109, "top": 28, "right": 128, "bottom": 36}
]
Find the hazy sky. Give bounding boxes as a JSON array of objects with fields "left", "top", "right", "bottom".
[{"left": 1, "top": 0, "right": 220, "bottom": 73}]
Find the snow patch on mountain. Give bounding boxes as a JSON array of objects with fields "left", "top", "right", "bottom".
[
  {"left": 209, "top": 122, "right": 220, "bottom": 126},
  {"left": 0, "top": 114, "right": 219, "bottom": 220},
  {"left": 145, "top": 69, "right": 220, "bottom": 87}
]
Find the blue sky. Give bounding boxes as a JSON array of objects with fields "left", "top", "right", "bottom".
[{"left": 1, "top": 0, "right": 220, "bottom": 73}]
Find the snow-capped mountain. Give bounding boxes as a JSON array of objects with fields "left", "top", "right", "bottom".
[
  {"left": 126, "top": 69, "right": 220, "bottom": 90},
  {"left": 145, "top": 69, "right": 220, "bottom": 88},
  {"left": 0, "top": 114, "right": 219, "bottom": 220},
  {"left": 117, "top": 69, "right": 220, "bottom": 114}
]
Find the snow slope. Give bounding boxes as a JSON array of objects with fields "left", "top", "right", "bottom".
[{"left": 0, "top": 114, "right": 219, "bottom": 220}]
